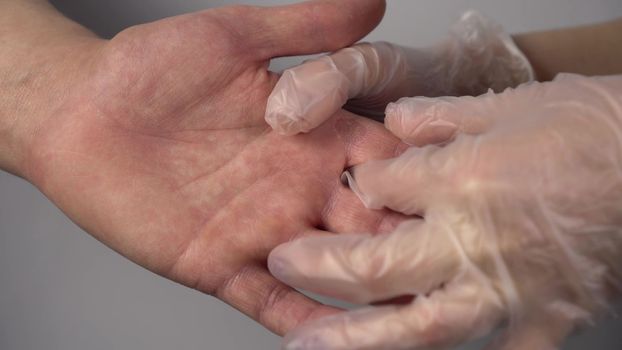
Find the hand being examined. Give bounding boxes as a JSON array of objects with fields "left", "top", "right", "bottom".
[{"left": 4, "top": 0, "right": 405, "bottom": 336}]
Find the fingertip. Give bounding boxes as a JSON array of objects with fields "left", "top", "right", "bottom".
[
  {"left": 345, "top": 146, "right": 442, "bottom": 215},
  {"left": 265, "top": 57, "right": 350, "bottom": 135},
  {"left": 384, "top": 100, "right": 411, "bottom": 141},
  {"left": 344, "top": 159, "right": 415, "bottom": 213},
  {"left": 385, "top": 97, "right": 460, "bottom": 146},
  {"left": 342, "top": 169, "right": 381, "bottom": 210},
  {"left": 268, "top": 242, "right": 298, "bottom": 284},
  {"left": 265, "top": 110, "right": 306, "bottom": 136},
  {"left": 267, "top": 251, "right": 288, "bottom": 282},
  {"left": 264, "top": 70, "right": 308, "bottom": 135}
]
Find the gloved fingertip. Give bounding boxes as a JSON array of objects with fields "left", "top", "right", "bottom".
[
  {"left": 267, "top": 246, "right": 295, "bottom": 282},
  {"left": 385, "top": 100, "right": 415, "bottom": 142},
  {"left": 265, "top": 111, "right": 305, "bottom": 136},
  {"left": 385, "top": 97, "right": 459, "bottom": 145},
  {"left": 267, "top": 256, "right": 287, "bottom": 279}
]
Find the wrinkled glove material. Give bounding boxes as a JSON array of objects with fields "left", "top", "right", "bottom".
[{"left": 269, "top": 74, "right": 622, "bottom": 350}]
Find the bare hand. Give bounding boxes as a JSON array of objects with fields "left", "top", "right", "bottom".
[{"left": 14, "top": 0, "right": 403, "bottom": 335}]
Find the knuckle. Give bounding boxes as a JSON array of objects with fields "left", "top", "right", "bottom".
[{"left": 258, "top": 283, "right": 292, "bottom": 326}]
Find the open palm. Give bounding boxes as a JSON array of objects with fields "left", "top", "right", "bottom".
[{"left": 24, "top": 0, "right": 400, "bottom": 335}]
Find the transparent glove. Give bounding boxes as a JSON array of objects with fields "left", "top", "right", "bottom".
[
  {"left": 265, "top": 10, "right": 534, "bottom": 135},
  {"left": 268, "top": 74, "right": 622, "bottom": 350}
]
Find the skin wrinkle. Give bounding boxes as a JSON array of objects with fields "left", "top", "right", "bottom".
[
  {"left": 170, "top": 143, "right": 324, "bottom": 281},
  {"left": 241, "top": 17, "right": 281, "bottom": 60},
  {"left": 258, "top": 276, "right": 299, "bottom": 327},
  {"left": 98, "top": 118, "right": 267, "bottom": 197},
  {"left": 95, "top": 36, "right": 242, "bottom": 132},
  {"left": 214, "top": 263, "right": 332, "bottom": 335},
  {"left": 167, "top": 172, "right": 268, "bottom": 281},
  {"left": 337, "top": 116, "right": 372, "bottom": 164},
  {"left": 216, "top": 264, "right": 257, "bottom": 299},
  {"left": 172, "top": 131, "right": 264, "bottom": 191}
]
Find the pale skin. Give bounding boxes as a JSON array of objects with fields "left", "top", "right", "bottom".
[{"left": 0, "top": 0, "right": 407, "bottom": 336}]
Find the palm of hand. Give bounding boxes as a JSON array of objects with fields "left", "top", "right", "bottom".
[{"left": 26, "top": 6, "right": 398, "bottom": 335}]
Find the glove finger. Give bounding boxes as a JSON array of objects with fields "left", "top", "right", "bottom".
[
  {"left": 281, "top": 280, "right": 504, "bottom": 350},
  {"left": 385, "top": 92, "right": 500, "bottom": 146},
  {"left": 344, "top": 145, "right": 447, "bottom": 215},
  {"left": 269, "top": 219, "right": 460, "bottom": 305},
  {"left": 265, "top": 42, "right": 411, "bottom": 135},
  {"left": 265, "top": 56, "right": 350, "bottom": 135}
]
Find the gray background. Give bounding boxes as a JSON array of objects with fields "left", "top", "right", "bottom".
[{"left": 2, "top": 0, "right": 622, "bottom": 349}]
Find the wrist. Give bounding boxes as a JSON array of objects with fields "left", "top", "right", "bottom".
[{"left": 0, "top": 0, "right": 105, "bottom": 179}]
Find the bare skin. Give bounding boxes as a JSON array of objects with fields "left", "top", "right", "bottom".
[
  {"left": 0, "top": 0, "right": 405, "bottom": 336},
  {"left": 513, "top": 18, "right": 622, "bottom": 81}
]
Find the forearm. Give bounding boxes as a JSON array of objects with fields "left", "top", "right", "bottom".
[
  {"left": 0, "top": 0, "right": 102, "bottom": 177},
  {"left": 513, "top": 18, "right": 622, "bottom": 81}
]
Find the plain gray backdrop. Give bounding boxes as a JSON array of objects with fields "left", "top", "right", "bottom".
[{"left": 2, "top": 1, "right": 622, "bottom": 349}]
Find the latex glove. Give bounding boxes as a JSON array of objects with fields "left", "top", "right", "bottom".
[
  {"left": 268, "top": 74, "right": 622, "bottom": 349},
  {"left": 265, "top": 10, "right": 534, "bottom": 135}
]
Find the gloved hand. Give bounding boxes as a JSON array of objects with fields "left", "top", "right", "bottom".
[
  {"left": 265, "top": 10, "right": 534, "bottom": 136},
  {"left": 268, "top": 74, "right": 622, "bottom": 349}
]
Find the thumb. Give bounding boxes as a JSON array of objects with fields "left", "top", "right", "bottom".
[{"left": 249, "top": 0, "right": 386, "bottom": 60}]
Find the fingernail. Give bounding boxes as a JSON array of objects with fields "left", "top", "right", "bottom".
[
  {"left": 267, "top": 255, "right": 290, "bottom": 282},
  {"left": 341, "top": 168, "right": 357, "bottom": 190},
  {"left": 340, "top": 169, "right": 351, "bottom": 185},
  {"left": 341, "top": 169, "right": 377, "bottom": 210}
]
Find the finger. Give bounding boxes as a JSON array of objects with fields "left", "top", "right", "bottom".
[
  {"left": 336, "top": 110, "right": 406, "bottom": 168},
  {"left": 265, "top": 42, "right": 412, "bottom": 135},
  {"left": 282, "top": 281, "right": 504, "bottom": 350},
  {"left": 214, "top": 264, "right": 341, "bottom": 336},
  {"left": 269, "top": 220, "right": 460, "bottom": 305},
  {"left": 252, "top": 0, "right": 386, "bottom": 60},
  {"left": 320, "top": 111, "right": 408, "bottom": 235},
  {"left": 385, "top": 92, "right": 500, "bottom": 146},
  {"left": 345, "top": 145, "right": 444, "bottom": 215}
]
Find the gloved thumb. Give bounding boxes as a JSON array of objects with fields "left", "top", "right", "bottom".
[{"left": 266, "top": 41, "right": 411, "bottom": 135}]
